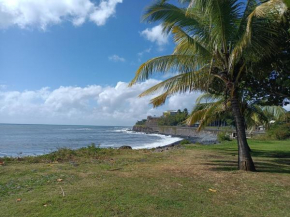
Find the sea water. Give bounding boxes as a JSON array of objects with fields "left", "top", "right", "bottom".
[{"left": 0, "top": 124, "right": 182, "bottom": 157}]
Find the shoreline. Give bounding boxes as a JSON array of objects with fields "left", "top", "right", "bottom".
[
  {"left": 0, "top": 129, "right": 217, "bottom": 159},
  {"left": 131, "top": 125, "right": 219, "bottom": 145},
  {"left": 132, "top": 130, "right": 218, "bottom": 149}
]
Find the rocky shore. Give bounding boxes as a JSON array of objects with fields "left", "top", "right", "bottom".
[{"left": 132, "top": 125, "right": 218, "bottom": 146}]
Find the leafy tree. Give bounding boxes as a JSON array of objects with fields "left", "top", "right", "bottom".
[
  {"left": 266, "top": 123, "right": 290, "bottom": 140},
  {"left": 158, "top": 109, "right": 188, "bottom": 126},
  {"left": 183, "top": 108, "right": 188, "bottom": 116},
  {"left": 129, "top": 0, "right": 289, "bottom": 171},
  {"left": 243, "top": 16, "right": 290, "bottom": 107},
  {"left": 287, "top": 112, "right": 290, "bottom": 123},
  {"left": 136, "top": 119, "right": 147, "bottom": 126}
]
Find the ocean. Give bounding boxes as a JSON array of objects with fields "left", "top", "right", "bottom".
[{"left": 0, "top": 124, "right": 182, "bottom": 157}]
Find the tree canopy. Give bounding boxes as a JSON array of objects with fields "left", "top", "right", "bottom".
[{"left": 130, "top": 0, "right": 290, "bottom": 171}]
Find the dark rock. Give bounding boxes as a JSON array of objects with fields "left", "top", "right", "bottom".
[
  {"left": 132, "top": 126, "right": 155, "bottom": 133},
  {"left": 119, "top": 146, "right": 133, "bottom": 150}
]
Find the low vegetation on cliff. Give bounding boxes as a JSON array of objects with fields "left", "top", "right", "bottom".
[{"left": 157, "top": 109, "right": 189, "bottom": 126}]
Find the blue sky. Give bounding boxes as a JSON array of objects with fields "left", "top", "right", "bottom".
[
  {"left": 0, "top": 0, "right": 175, "bottom": 91},
  {"left": 0, "top": 0, "right": 196, "bottom": 126},
  {"left": 0, "top": 0, "right": 287, "bottom": 126}
]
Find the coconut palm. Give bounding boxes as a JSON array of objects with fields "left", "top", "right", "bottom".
[
  {"left": 187, "top": 93, "right": 287, "bottom": 132},
  {"left": 129, "top": 0, "right": 289, "bottom": 171}
]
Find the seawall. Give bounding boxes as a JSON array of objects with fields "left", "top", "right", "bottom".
[{"left": 132, "top": 125, "right": 220, "bottom": 144}]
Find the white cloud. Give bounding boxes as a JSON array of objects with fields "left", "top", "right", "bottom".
[
  {"left": 137, "top": 47, "right": 152, "bottom": 62},
  {"left": 0, "top": 81, "right": 201, "bottom": 126},
  {"left": 90, "top": 0, "right": 122, "bottom": 26},
  {"left": 109, "top": 54, "right": 125, "bottom": 62},
  {"left": 141, "top": 24, "right": 169, "bottom": 47},
  {"left": 138, "top": 47, "right": 152, "bottom": 57},
  {"left": 0, "top": 0, "right": 122, "bottom": 29},
  {"left": 168, "top": 93, "right": 200, "bottom": 111}
]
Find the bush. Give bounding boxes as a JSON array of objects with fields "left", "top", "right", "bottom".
[
  {"left": 217, "top": 132, "right": 231, "bottom": 142},
  {"left": 158, "top": 109, "right": 188, "bottom": 126},
  {"left": 266, "top": 123, "right": 290, "bottom": 140},
  {"left": 135, "top": 119, "right": 147, "bottom": 126},
  {"left": 180, "top": 139, "right": 191, "bottom": 145}
]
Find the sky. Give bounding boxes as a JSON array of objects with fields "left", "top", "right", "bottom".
[
  {"left": 0, "top": 0, "right": 200, "bottom": 126},
  {"left": 0, "top": 0, "right": 288, "bottom": 126}
]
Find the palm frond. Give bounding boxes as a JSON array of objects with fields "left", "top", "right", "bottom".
[
  {"left": 186, "top": 100, "right": 228, "bottom": 131},
  {"left": 137, "top": 66, "right": 212, "bottom": 107},
  {"left": 139, "top": 67, "right": 211, "bottom": 97},
  {"left": 172, "top": 26, "right": 213, "bottom": 67},
  {"left": 262, "top": 105, "right": 287, "bottom": 121},
  {"left": 229, "top": 0, "right": 288, "bottom": 69},
  {"left": 143, "top": 2, "right": 205, "bottom": 34},
  {"left": 195, "top": 92, "right": 223, "bottom": 104},
  {"left": 129, "top": 55, "right": 199, "bottom": 86}
]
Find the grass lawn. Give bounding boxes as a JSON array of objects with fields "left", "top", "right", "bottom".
[{"left": 0, "top": 140, "right": 289, "bottom": 217}]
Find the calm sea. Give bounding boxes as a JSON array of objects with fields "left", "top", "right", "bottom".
[{"left": 0, "top": 124, "right": 182, "bottom": 157}]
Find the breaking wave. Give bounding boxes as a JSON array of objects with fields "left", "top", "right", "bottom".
[{"left": 113, "top": 128, "right": 183, "bottom": 149}]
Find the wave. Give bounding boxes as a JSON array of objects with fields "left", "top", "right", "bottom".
[
  {"left": 113, "top": 128, "right": 131, "bottom": 133},
  {"left": 113, "top": 128, "right": 183, "bottom": 149}
]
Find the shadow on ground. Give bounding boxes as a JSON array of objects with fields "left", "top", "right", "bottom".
[{"left": 205, "top": 149, "right": 290, "bottom": 174}]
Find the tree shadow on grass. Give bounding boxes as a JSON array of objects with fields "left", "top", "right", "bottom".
[
  {"left": 250, "top": 149, "right": 290, "bottom": 158},
  {"left": 254, "top": 161, "right": 290, "bottom": 173},
  {"left": 204, "top": 160, "right": 237, "bottom": 171},
  {"left": 205, "top": 150, "right": 290, "bottom": 174}
]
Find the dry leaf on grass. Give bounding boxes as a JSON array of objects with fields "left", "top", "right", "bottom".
[{"left": 209, "top": 188, "right": 217, "bottom": 193}]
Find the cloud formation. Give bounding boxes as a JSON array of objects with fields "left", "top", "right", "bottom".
[
  {"left": 0, "top": 0, "right": 122, "bottom": 29},
  {"left": 109, "top": 54, "right": 125, "bottom": 62},
  {"left": 137, "top": 47, "right": 151, "bottom": 62},
  {"left": 0, "top": 80, "right": 200, "bottom": 126},
  {"left": 90, "top": 0, "right": 122, "bottom": 26},
  {"left": 141, "top": 24, "right": 169, "bottom": 47}
]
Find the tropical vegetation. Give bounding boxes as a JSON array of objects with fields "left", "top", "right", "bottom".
[
  {"left": 266, "top": 122, "right": 290, "bottom": 140},
  {"left": 188, "top": 93, "right": 287, "bottom": 132},
  {"left": 129, "top": 0, "right": 290, "bottom": 171},
  {"left": 135, "top": 119, "right": 147, "bottom": 126},
  {"left": 158, "top": 108, "right": 189, "bottom": 126}
]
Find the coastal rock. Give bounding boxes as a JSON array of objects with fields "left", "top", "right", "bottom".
[
  {"left": 132, "top": 126, "right": 156, "bottom": 133},
  {"left": 119, "top": 146, "right": 132, "bottom": 150},
  {"left": 132, "top": 125, "right": 219, "bottom": 144}
]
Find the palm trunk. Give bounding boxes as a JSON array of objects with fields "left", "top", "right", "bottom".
[{"left": 231, "top": 92, "right": 256, "bottom": 171}]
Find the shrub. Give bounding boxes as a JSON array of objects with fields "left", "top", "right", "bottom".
[
  {"left": 180, "top": 139, "right": 191, "bottom": 145},
  {"left": 46, "top": 148, "right": 77, "bottom": 162},
  {"left": 135, "top": 119, "right": 147, "bottom": 126},
  {"left": 158, "top": 109, "right": 189, "bottom": 126},
  {"left": 217, "top": 132, "right": 231, "bottom": 142},
  {"left": 266, "top": 123, "right": 290, "bottom": 140}
]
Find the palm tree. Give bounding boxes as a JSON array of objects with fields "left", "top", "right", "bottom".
[
  {"left": 129, "top": 0, "right": 289, "bottom": 171},
  {"left": 187, "top": 93, "right": 287, "bottom": 133}
]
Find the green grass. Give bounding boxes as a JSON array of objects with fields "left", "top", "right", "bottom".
[{"left": 0, "top": 140, "right": 290, "bottom": 217}]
